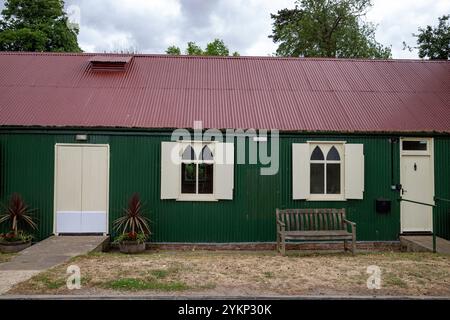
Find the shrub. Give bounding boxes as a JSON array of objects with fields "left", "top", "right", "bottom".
[{"left": 0, "top": 193, "right": 37, "bottom": 238}]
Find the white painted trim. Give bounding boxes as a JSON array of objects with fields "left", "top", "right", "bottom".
[
  {"left": 161, "top": 142, "right": 181, "bottom": 199},
  {"left": 172, "top": 141, "right": 234, "bottom": 201},
  {"left": 400, "top": 137, "right": 431, "bottom": 156},
  {"left": 292, "top": 143, "right": 309, "bottom": 199},
  {"left": 53, "top": 143, "right": 110, "bottom": 235},
  {"left": 306, "top": 142, "right": 345, "bottom": 201},
  {"left": 344, "top": 143, "right": 365, "bottom": 199},
  {"left": 176, "top": 194, "right": 218, "bottom": 202},
  {"left": 306, "top": 140, "right": 347, "bottom": 144},
  {"left": 56, "top": 210, "right": 107, "bottom": 214},
  {"left": 307, "top": 195, "right": 346, "bottom": 201}
]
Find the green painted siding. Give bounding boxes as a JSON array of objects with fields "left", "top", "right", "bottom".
[
  {"left": 434, "top": 137, "right": 450, "bottom": 240},
  {"left": 0, "top": 130, "right": 448, "bottom": 242}
]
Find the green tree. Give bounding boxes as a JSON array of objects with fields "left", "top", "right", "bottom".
[
  {"left": 166, "top": 45, "right": 181, "bottom": 55},
  {"left": 269, "top": 0, "right": 391, "bottom": 58},
  {"left": 406, "top": 15, "right": 449, "bottom": 60},
  {"left": 185, "top": 41, "right": 204, "bottom": 55},
  {"left": 166, "top": 39, "right": 239, "bottom": 56},
  {"left": 0, "top": 0, "right": 81, "bottom": 52},
  {"left": 204, "top": 39, "right": 229, "bottom": 56}
]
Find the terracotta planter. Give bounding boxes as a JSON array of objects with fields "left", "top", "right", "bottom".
[
  {"left": 0, "top": 240, "right": 31, "bottom": 253},
  {"left": 119, "top": 241, "right": 146, "bottom": 254}
]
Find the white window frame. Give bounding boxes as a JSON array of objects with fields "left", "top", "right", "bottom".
[
  {"left": 400, "top": 137, "right": 431, "bottom": 156},
  {"left": 177, "top": 141, "right": 218, "bottom": 202},
  {"left": 307, "top": 141, "right": 345, "bottom": 201}
]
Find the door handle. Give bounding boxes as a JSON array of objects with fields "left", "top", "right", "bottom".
[{"left": 402, "top": 188, "right": 407, "bottom": 195}]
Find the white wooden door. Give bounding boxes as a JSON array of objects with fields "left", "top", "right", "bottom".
[
  {"left": 55, "top": 145, "right": 83, "bottom": 233},
  {"left": 400, "top": 138, "right": 434, "bottom": 233},
  {"left": 55, "top": 144, "right": 109, "bottom": 234},
  {"left": 81, "top": 146, "right": 109, "bottom": 233}
]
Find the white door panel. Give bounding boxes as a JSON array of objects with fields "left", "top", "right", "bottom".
[
  {"left": 55, "top": 146, "right": 82, "bottom": 212},
  {"left": 81, "top": 211, "right": 107, "bottom": 233},
  {"left": 56, "top": 211, "right": 82, "bottom": 233}
]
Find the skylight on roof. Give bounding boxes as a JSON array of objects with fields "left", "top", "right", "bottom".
[{"left": 89, "top": 55, "right": 133, "bottom": 71}]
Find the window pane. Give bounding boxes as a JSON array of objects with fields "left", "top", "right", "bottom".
[
  {"left": 326, "top": 163, "right": 341, "bottom": 194},
  {"left": 198, "top": 164, "right": 214, "bottom": 194},
  {"left": 326, "top": 146, "right": 340, "bottom": 160},
  {"left": 182, "top": 145, "right": 196, "bottom": 160},
  {"left": 181, "top": 163, "right": 196, "bottom": 193},
  {"left": 310, "top": 146, "right": 324, "bottom": 160},
  {"left": 310, "top": 163, "right": 324, "bottom": 194},
  {"left": 402, "top": 140, "right": 427, "bottom": 151},
  {"left": 200, "top": 145, "right": 213, "bottom": 160}
]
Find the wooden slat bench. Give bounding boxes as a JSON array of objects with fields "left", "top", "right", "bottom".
[{"left": 276, "top": 208, "right": 356, "bottom": 255}]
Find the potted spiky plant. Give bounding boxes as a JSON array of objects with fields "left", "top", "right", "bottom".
[
  {"left": 113, "top": 193, "right": 151, "bottom": 254},
  {"left": 0, "top": 193, "right": 37, "bottom": 253}
]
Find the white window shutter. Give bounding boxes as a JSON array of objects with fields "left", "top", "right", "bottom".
[
  {"left": 215, "top": 142, "right": 234, "bottom": 200},
  {"left": 160, "top": 142, "right": 180, "bottom": 199},
  {"left": 345, "top": 144, "right": 364, "bottom": 199},
  {"left": 292, "top": 143, "right": 309, "bottom": 200}
]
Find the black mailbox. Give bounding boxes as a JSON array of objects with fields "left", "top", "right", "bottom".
[{"left": 376, "top": 198, "right": 391, "bottom": 214}]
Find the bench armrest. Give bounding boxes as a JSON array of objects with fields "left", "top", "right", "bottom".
[
  {"left": 343, "top": 219, "right": 356, "bottom": 227},
  {"left": 276, "top": 219, "right": 285, "bottom": 227},
  {"left": 343, "top": 219, "right": 356, "bottom": 233},
  {"left": 276, "top": 219, "right": 286, "bottom": 233}
]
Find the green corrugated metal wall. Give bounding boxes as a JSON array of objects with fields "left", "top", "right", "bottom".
[
  {"left": 0, "top": 130, "right": 448, "bottom": 242},
  {"left": 434, "top": 137, "right": 450, "bottom": 240}
]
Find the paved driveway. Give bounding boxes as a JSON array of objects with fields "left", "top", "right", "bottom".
[{"left": 0, "top": 236, "right": 108, "bottom": 295}]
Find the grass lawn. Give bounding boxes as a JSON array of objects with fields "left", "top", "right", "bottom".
[
  {"left": 0, "top": 252, "right": 15, "bottom": 264},
  {"left": 7, "top": 250, "right": 450, "bottom": 296}
]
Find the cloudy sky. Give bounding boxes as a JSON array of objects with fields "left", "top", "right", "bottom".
[{"left": 2, "top": 0, "right": 449, "bottom": 58}]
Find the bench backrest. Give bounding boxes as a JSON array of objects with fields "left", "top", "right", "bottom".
[{"left": 276, "top": 208, "right": 346, "bottom": 231}]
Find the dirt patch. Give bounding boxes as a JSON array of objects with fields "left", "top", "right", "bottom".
[{"left": 7, "top": 250, "right": 450, "bottom": 296}]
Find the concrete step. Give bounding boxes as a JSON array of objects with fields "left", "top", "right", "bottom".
[{"left": 400, "top": 235, "right": 450, "bottom": 254}]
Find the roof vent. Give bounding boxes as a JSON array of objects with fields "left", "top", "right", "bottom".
[{"left": 89, "top": 55, "right": 133, "bottom": 72}]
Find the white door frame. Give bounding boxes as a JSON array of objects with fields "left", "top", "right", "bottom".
[
  {"left": 400, "top": 137, "right": 434, "bottom": 233},
  {"left": 53, "top": 143, "right": 110, "bottom": 235}
]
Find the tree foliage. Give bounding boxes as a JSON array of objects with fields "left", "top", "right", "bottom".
[
  {"left": 0, "top": 0, "right": 81, "bottom": 52},
  {"left": 409, "top": 15, "right": 449, "bottom": 60},
  {"left": 165, "top": 39, "right": 239, "bottom": 56},
  {"left": 165, "top": 45, "right": 181, "bottom": 55},
  {"left": 269, "top": 0, "right": 391, "bottom": 59},
  {"left": 186, "top": 41, "right": 204, "bottom": 55}
]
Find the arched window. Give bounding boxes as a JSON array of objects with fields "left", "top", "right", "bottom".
[
  {"left": 181, "top": 145, "right": 196, "bottom": 193},
  {"left": 200, "top": 145, "right": 214, "bottom": 161},
  {"left": 181, "top": 144, "right": 214, "bottom": 194},
  {"left": 198, "top": 145, "right": 214, "bottom": 194},
  {"left": 182, "top": 145, "right": 196, "bottom": 160},
  {"left": 310, "top": 145, "right": 342, "bottom": 195},
  {"left": 326, "top": 146, "right": 340, "bottom": 161},
  {"left": 311, "top": 146, "right": 324, "bottom": 160}
]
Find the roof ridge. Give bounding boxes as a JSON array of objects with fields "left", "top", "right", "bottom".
[{"left": 0, "top": 51, "right": 448, "bottom": 63}]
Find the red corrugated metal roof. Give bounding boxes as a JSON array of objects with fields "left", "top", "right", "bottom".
[{"left": 0, "top": 52, "right": 448, "bottom": 133}]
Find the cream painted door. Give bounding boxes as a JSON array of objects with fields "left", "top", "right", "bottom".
[
  {"left": 55, "top": 146, "right": 83, "bottom": 233},
  {"left": 55, "top": 144, "right": 109, "bottom": 234},
  {"left": 400, "top": 138, "right": 434, "bottom": 233},
  {"left": 80, "top": 146, "right": 109, "bottom": 233}
]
